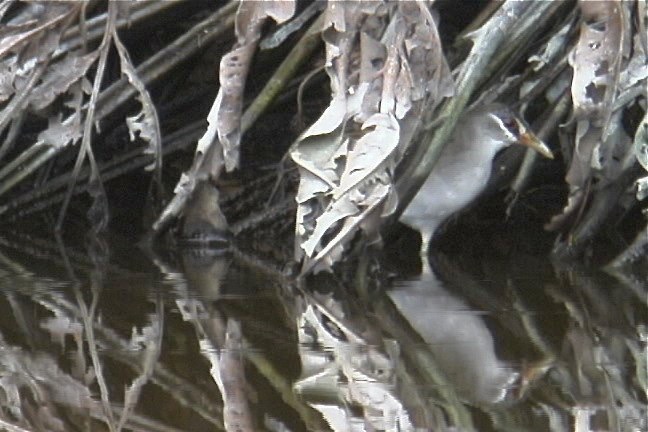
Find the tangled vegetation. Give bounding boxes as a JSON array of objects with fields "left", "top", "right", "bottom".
[{"left": 0, "top": 1, "right": 646, "bottom": 272}]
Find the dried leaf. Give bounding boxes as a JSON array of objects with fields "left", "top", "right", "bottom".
[
  {"left": 292, "top": 1, "right": 453, "bottom": 270},
  {"left": 0, "top": 2, "right": 80, "bottom": 59},
  {"left": 569, "top": 0, "right": 627, "bottom": 122},
  {"left": 260, "top": 1, "right": 324, "bottom": 50},
  {"left": 306, "top": 184, "right": 389, "bottom": 273},
  {"left": 126, "top": 108, "right": 158, "bottom": 170},
  {"left": 292, "top": 127, "right": 346, "bottom": 188},
  {"left": 29, "top": 51, "right": 98, "bottom": 110},
  {"left": 113, "top": 30, "right": 162, "bottom": 174},
  {"left": 634, "top": 113, "right": 648, "bottom": 172},
  {"left": 302, "top": 194, "right": 358, "bottom": 257},
  {"left": 40, "top": 316, "right": 83, "bottom": 350},
  {"left": 37, "top": 113, "right": 81, "bottom": 148},
  {"left": 528, "top": 21, "right": 572, "bottom": 71},
  {"left": 401, "top": 2, "right": 453, "bottom": 105},
  {"left": 0, "top": 61, "right": 15, "bottom": 102},
  {"left": 618, "top": 32, "right": 648, "bottom": 91},
  {"left": 218, "top": 0, "right": 296, "bottom": 172},
  {"left": 334, "top": 113, "right": 399, "bottom": 199}
]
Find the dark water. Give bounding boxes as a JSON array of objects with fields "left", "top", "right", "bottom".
[{"left": 0, "top": 232, "right": 645, "bottom": 432}]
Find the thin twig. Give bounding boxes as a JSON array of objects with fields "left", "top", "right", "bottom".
[
  {"left": 56, "top": 3, "right": 116, "bottom": 232},
  {"left": 0, "top": 3, "right": 237, "bottom": 204}
]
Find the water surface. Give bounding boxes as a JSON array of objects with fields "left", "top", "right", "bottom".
[{"left": 0, "top": 232, "right": 645, "bottom": 431}]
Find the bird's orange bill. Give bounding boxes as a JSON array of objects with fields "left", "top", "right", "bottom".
[{"left": 518, "top": 130, "right": 554, "bottom": 159}]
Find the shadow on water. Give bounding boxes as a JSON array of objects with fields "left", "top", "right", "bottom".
[{"left": 0, "top": 230, "right": 645, "bottom": 432}]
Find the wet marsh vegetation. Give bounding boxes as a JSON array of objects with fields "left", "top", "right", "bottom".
[{"left": 0, "top": 1, "right": 646, "bottom": 431}]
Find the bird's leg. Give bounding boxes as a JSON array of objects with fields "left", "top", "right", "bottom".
[{"left": 420, "top": 233, "right": 432, "bottom": 275}]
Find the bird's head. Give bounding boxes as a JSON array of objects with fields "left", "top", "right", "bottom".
[{"left": 486, "top": 107, "right": 554, "bottom": 159}]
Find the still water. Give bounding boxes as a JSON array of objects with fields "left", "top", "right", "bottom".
[{"left": 0, "top": 231, "right": 645, "bottom": 432}]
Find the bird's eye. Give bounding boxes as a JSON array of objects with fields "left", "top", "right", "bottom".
[{"left": 500, "top": 116, "right": 520, "bottom": 136}]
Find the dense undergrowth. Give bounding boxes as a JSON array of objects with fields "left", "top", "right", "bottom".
[{"left": 0, "top": 0, "right": 645, "bottom": 271}]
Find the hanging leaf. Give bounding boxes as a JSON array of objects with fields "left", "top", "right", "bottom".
[
  {"left": 113, "top": 28, "right": 162, "bottom": 176},
  {"left": 334, "top": 113, "right": 399, "bottom": 199},
  {"left": 29, "top": 51, "right": 98, "bottom": 110},
  {"left": 218, "top": 0, "right": 296, "bottom": 171},
  {"left": 634, "top": 113, "right": 648, "bottom": 172},
  {"left": 291, "top": 1, "right": 453, "bottom": 271}
]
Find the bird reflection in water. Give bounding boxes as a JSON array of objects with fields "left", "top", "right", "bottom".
[{"left": 388, "top": 270, "right": 519, "bottom": 406}]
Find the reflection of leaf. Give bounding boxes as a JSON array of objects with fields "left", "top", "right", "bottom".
[
  {"left": 637, "top": 178, "right": 648, "bottom": 201},
  {"left": 120, "top": 311, "right": 163, "bottom": 431}
]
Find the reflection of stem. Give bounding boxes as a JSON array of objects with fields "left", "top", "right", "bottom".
[
  {"left": 75, "top": 280, "right": 115, "bottom": 431},
  {"left": 2, "top": 241, "right": 223, "bottom": 427},
  {"left": 508, "top": 281, "right": 555, "bottom": 357},
  {"left": 243, "top": 336, "right": 328, "bottom": 431},
  {"left": 56, "top": 1, "right": 116, "bottom": 231},
  {"left": 117, "top": 294, "right": 165, "bottom": 431}
]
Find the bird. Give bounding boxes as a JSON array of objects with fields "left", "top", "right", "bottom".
[{"left": 400, "top": 104, "right": 553, "bottom": 269}]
